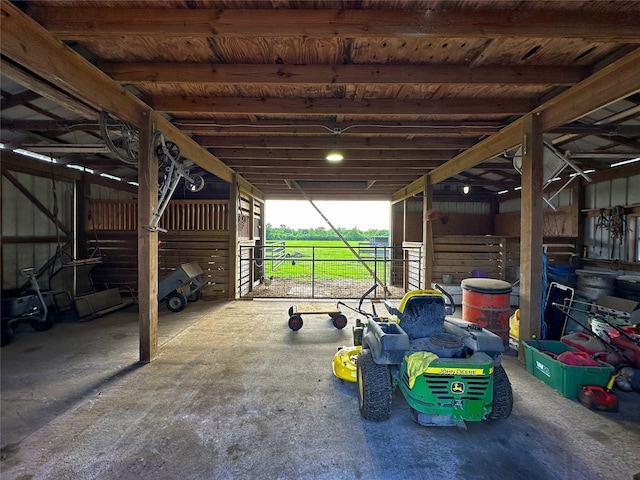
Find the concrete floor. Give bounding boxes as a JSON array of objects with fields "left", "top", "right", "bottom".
[{"left": 1, "top": 298, "right": 639, "bottom": 480}]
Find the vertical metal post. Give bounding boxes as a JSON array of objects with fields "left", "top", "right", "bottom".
[{"left": 311, "top": 246, "right": 315, "bottom": 299}]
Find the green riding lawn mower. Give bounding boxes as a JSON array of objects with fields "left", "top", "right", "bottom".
[{"left": 332, "top": 285, "right": 513, "bottom": 427}]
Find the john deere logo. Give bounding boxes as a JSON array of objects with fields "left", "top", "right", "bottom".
[{"left": 451, "top": 382, "right": 465, "bottom": 394}]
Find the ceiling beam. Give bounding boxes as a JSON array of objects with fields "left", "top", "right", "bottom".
[
  {"left": 12, "top": 118, "right": 639, "bottom": 138},
  {"left": 221, "top": 158, "right": 513, "bottom": 170},
  {"left": 150, "top": 96, "right": 535, "bottom": 116},
  {"left": 0, "top": 2, "right": 242, "bottom": 187},
  {"left": 29, "top": 7, "right": 640, "bottom": 42},
  {"left": 172, "top": 117, "right": 504, "bottom": 136},
  {"left": 403, "top": 47, "right": 640, "bottom": 197},
  {"left": 103, "top": 63, "right": 587, "bottom": 86},
  {"left": 0, "top": 59, "right": 96, "bottom": 118},
  {"left": 212, "top": 149, "right": 462, "bottom": 161},
  {"left": 196, "top": 136, "right": 475, "bottom": 150}
]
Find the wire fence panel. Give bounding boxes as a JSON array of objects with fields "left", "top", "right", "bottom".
[{"left": 239, "top": 244, "right": 420, "bottom": 299}]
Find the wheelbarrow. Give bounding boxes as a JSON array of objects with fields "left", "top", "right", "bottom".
[
  {"left": 1, "top": 268, "right": 55, "bottom": 346},
  {"left": 158, "top": 263, "right": 219, "bottom": 313}
]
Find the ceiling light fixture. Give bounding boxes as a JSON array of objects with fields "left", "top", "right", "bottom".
[
  {"left": 463, "top": 185, "right": 470, "bottom": 194},
  {"left": 326, "top": 152, "right": 344, "bottom": 162}
]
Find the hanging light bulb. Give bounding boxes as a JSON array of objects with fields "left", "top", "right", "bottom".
[{"left": 463, "top": 185, "right": 470, "bottom": 194}]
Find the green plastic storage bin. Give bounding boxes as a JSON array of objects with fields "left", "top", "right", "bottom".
[{"left": 523, "top": 340, "right": 614, "bottom": 400}]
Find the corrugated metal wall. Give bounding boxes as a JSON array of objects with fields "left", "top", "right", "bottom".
[
  {"left": 2, "top": 172, "right": 72, "bottom": 288},
  {"left": 584, "top": 174, "right": 640, "bottom": 261}
]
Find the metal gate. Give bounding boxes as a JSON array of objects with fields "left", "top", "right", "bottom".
[{"left": 239, "top": 243, "right": 421, "bottom": 299}]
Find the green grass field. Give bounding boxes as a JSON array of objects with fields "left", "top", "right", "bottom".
[{"left": 265, "top": 240, "right": 389, "bottom": 280}]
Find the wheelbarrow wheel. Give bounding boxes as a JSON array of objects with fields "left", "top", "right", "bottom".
[
  {"left": 166, "top": 292, "right": 187, "bottom": 312},
  {"left": 31, "top": 312, "right": 55, "bottom": 332},
  {"left": 332, "top": 313, "right": 348, "bottom": 329},
  {"left": 1, "top": 322, "right": 14, "bottom": 347},
  {"left": 288, "top": 314, "right": 303, "bottom": 331},
  {"left": 187, "top": 290, "right": 202, "bottom": 302}
]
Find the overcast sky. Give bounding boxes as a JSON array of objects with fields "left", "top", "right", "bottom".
[{"left": 265, "top": 200, "right": 390, "bottom": 230}]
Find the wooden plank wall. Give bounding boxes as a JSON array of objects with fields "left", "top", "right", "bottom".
[
  {"left": 432, "top": 236, "right": 506, "bottom": 284},
  {"left": 88, "top": 199, "right": 230, "bottom": 299},
  {"left": 159, "top": 232, "right": 229, "bottom": 298}
]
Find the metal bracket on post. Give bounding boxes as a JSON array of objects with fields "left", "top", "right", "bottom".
[
  {"left": 144, "top": 133, "right": 206, "bottom": 232},
  {"left": 512, "top": 141, "right": 592, "bottom": 211}
]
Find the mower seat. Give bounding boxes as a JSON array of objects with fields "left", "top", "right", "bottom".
[{"left": 395, "top": 291, "right": 446, "bottom": 340}]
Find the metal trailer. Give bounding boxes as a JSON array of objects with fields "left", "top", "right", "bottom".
[{"left": 158, "top": 263, "right": 214, "bottom": 313}]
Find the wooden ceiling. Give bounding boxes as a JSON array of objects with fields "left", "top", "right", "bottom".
[{"left": 2, "top": 1, "right": 640, "bottom": 200}]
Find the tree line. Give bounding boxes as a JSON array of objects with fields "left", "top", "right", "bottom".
[{"left": 266, "top": 224, "right": 389, "bottom": 241}]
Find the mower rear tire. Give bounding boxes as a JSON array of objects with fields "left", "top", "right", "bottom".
[
  {"left": 486, "top": 365, "right": 513, "bottom": 421},
  {"left": 357, "top": 348, "right": 392, "bottom": 422}
]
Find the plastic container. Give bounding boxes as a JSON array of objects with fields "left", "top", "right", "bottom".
[
  {"left": 461, "top": 278, "right": 512, "bottom": 346},
  {"left": 576, "top": 270, "right": 617, "bottom": 301},
  {"left": 616, "top": 275, "right": 640, "bottom": 302},
  {"left": 547, "top": 265, "right": 577, "bottom": 287},
  {"left": 523, "top": 340, "right": 614, "bottom": 399}
]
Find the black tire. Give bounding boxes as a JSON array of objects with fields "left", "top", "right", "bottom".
[
  {"left": 288, "top": 314, "right": 303, "bottom": 331},
  {"left": 187, "top": 290, "right": 202, "bottom": 302},
  {"left": 1, "top": 322, "right": 14, "bottom": 347},
  {"left": 486, "top": 365, "right": 513, "bottom": 421},
  {"left": 357, "top": 348, "right": 393, "bottom": 422},
  {"left": 166, "top": 292, "right": 187, "bottom": 312},
  {"left": 31, "top": 312, "right": 55, "bottom": 332},
  {"left": 332, "top": 313, "right": 348, "bottom": 330}
]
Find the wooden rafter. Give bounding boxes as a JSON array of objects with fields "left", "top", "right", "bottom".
[
  {"left": 391, "top": 46, "right": 640, "bottom": 200},
  {"left": 0, "top": 2, "right": 242, "bottom": 187},
  {"left": 150, "top": 96, "right": 535, "bottom": 116},
  {"left": 103, "top": 63, "right": 588, "bottom": 86},
  {"left": 29, "top": 7, "right": 640, "bottom": 41},
  {"left": 196, "top": 136, "right": 475, "bottom": 150}
]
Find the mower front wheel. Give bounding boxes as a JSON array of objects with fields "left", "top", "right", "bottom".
[
  {"left": 357, "top": 348, "right": 393, "bottom": 422},
  {"left": 486, "top": 365, "right": 513, "bottom": 421}
]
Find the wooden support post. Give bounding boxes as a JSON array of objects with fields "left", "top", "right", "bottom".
[
  {"left": 422, "top": 176, "right": 434, "bottom": 289},
  {"left": 229, "top": 176, "right": 239, "bottom": 299},
  {"left": 138, "top": 112, "right": 159, "bottom": 362},
  {"left": 518, "top": 113, "right": 544, "bottom": 360}
]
